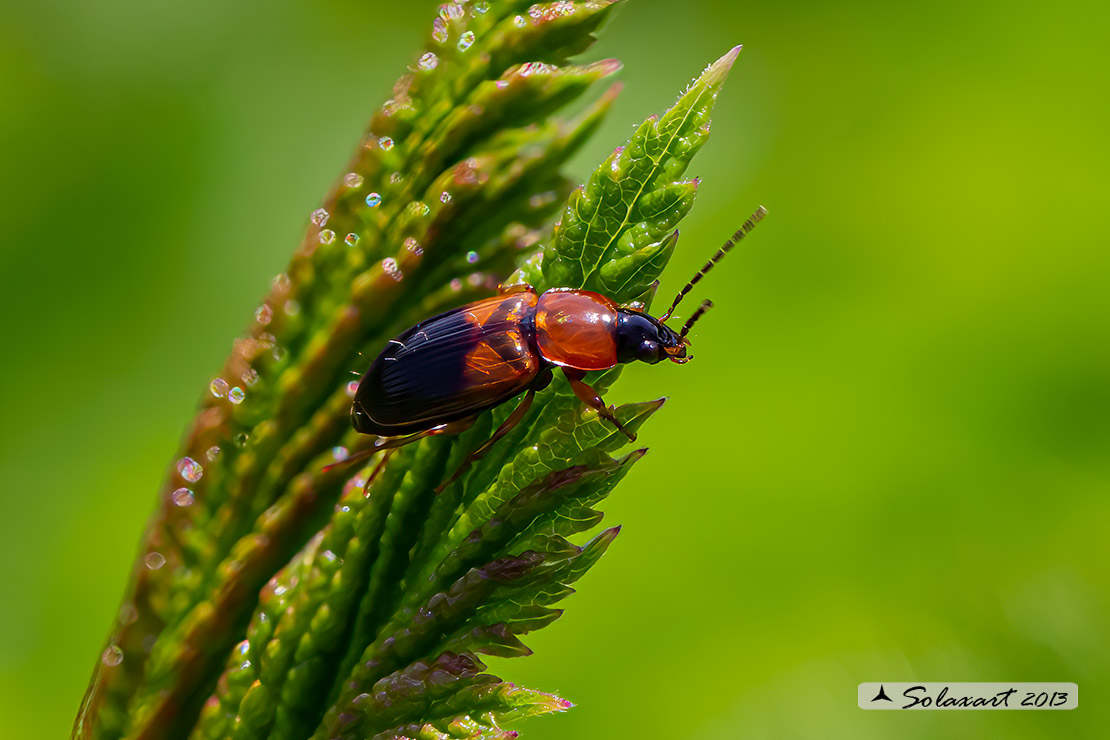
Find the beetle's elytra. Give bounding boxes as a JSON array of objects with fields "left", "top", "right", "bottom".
[{"left": 346, "top": 206, "right": 767, "bottom": 484}]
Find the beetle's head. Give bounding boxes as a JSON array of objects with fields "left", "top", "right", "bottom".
[{"left": 616, "top": 309, "right": 691, "bottom": 365}]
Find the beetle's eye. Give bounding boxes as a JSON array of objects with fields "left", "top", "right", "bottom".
[{"left": 636, "top": 340, "right": 661, "bottom": 364}]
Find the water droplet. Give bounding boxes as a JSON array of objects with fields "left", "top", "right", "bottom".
[
  {"left": 210, "top": 378, "right": 229, "bottom": 398},
  {"left": 272, "top": 345, "right": 288, "bottom": 362},
  {"left": 237, "top": 640, "right": 250, "bottom": 656},
  {"left": 444, "top": 2, "right": 464, "bottom": 20},
  {"left": 101, "top": 645, "right": 124, "bottom": 667},
  {"left": 378, "top": 136, "right": 394, "bottom": 151},
  {"left": 468, "top": 272, "right": 484, "bottom": 286},
  {"left": 228, "top": 387, "right": 246, "bottom": 404},
  {"left": 145, "top": 551, "right": 166, "bottom": 570},
  {"left": 383, "top": 258, "right": 402, "bottom": 281},
  {"left": 346, "top": 380, "right": 359, "bottom": 397},
  {"left": 233, "top": 432, "right": 250, "bottom": 449},
  {"left": 344, "top": 233, "right": 360, "bottom": 247},
  {"left": 255, "top": 303, "right": 272, "bottom": 325},
  {"left": 440, "top": 191, "right": 452, "bottom": 204},
  {"left": 473, "top": 1, "right": 489, "bottom": 13},
  {"left": 343, "top": 172, "right": 364, "bottom": 188},
  {"left": 466, "top": 250, "right": 479, "bottom": 264},
  {"left": 205, "top": 445, "right": 221, "bottom": 462},
  {"left": 513, "top": 14, "right": 526, "bottom": 27},
  {"left": 404, "top": 237, "right": 423, "bottom": 256},
  {"left": 457, "top": 31, "right": 475, "bottom": 51},
  {"left": 495, "top": 79, "right": 509, "bottom": 90},
  {"left": 118, "top": 603, "right": 138, "bottom": 625},
  {"left": 178, "top": 457, "right": 203, "bottom": 483},
  {"left": 432, "top": 18, "right": 448, "bottom": 43},
  {"left": 418, "top": 52, "right": 438, "bottom": 71},
  {"left": 284, "top": 299, "right": 300, "bottom": 316},
  {"left": 319, "top": 229, "right": 336, "bottom": 245},
  {"left": 530, "top": 190, "right": 557, "bottom": 208},
  {"left": 259, "top": 332, "right": 276, "bottom": 348},
  {"left": 271, "top": 273, "right": 291, "bottom": 292},
  {"left": 241, "top": 368, "right": 259, "bottom": 387},
  {"left": 365, "top": 192, "right": 382, "bottom": 208},
  {"left": 172, "top": 487, "right": 194, "bottom": 507},
  {"left": 449, "top": 278, "right": 462, "bottom": 292},
  {"left": 389, "top": 172, "right": 403, "bottom": 184},
  {"left": 332, "top": 446, "right": 349, "bottom": 462},
  {"left": 310, "top": 208, "right": 329, "bottom": 227},
  {"left": 410, "top": 201, "right": 430, "bottom": 217}
]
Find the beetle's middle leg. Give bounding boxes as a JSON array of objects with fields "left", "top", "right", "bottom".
[{"left": 562, "top": 368, "right": 637, "bottom": 442}]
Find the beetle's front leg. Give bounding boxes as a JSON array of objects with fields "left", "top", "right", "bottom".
[{"left": 562, "top": 368, "right": 637, "bottom": 442}]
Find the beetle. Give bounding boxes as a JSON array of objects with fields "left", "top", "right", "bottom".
[{"left": 346, "top": 205, "right": 767, "bottom": 484}]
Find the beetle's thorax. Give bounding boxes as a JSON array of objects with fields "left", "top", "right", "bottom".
[{"left": 533, "top": 289, "right": 620, "bottom": 371}]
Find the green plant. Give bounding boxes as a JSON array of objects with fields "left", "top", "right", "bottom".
[{"left": 73, "top": 2, "right": 743, "bottom": 738}]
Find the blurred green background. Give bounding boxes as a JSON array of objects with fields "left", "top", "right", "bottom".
[{"left": 2, "top": 0, "right": 1108, "bottom": 737}]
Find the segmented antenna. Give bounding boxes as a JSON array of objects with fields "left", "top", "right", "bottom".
[
  {"left": 679, "top": 299, "right": 714, "bottom": 338},
  {"left": 660, "top": 205, "right": 768, "bottom": 322}
]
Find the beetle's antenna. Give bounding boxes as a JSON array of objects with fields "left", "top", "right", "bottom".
[
  {"left": 660, "top": 205, "right": 767, "bottom": 322},
  {"left": 679, "top": 299, "right": 714, "bottom": 338}
]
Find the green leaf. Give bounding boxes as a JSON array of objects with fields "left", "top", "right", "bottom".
[{"left": 73, "top": 4, "right": 749, "bottom": 740}]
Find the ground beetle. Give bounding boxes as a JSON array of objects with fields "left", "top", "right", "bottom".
[{"left": 345, "top": 206, "right": 767, "bottom": 486}]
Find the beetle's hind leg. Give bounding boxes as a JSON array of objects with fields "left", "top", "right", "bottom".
[
  {"left": 563, "top": 368, "right": 637, "bottom": 442},
  {"left": 323, "top": 418, "right": 477, "bottom": 474},
  {"left": 435, "top": 378, "right": 548, "bottom": 494}
]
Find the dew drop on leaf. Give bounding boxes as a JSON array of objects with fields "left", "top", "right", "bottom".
[
  {"left": 457, "top": 31, "right": 475, "bottom": 51},
  {"left": 365, "top": 192, "right": 382, "bottom": 207},
  {"left": 440, "top": 191, "right": 452, "bottom": 204},
  {"left": 210, "top": 378, "right": 229, "bottom": 398},
  {"left": 472, "top": 1, "right": 489, "bottom": 13},
  {"left": 404, "top": 237, "right": 423, "bottom": 256},
  {"left": 379, "top": 136, "right": 394, "bottom": 151},
  {"left": 171, "top": 487, "right": 194, "bottom": 507},
  {"left": 310, "top": 208, "right": 329, "bottom": 227},
  {"left": 177, "top": 457, "right": 203, "bottom": 483},
  {"left": 284, "top": 299, "right": 300, "bottom": 316},
  {"left": 346, "top": 380, "right": 359, "bottom": 397},
  {"left": 272, "top": 345, "right": 288, "bottom": 362},
  {"left": 343, "top": 172, "right": 364, "bottom": 188},
  {"left": 466, "top": 250, "right": 479, "bottom": 264},
  {"left": 233, "top": 432, "right": 250, "bottom": 449},
  {"left": 205, "top": 445, "right": 221, "bottom": 462},
  {"left": 432, "top": 18, "right": 448, "bottom": 43},
  {"left": 145, "top": 552, "right": 165, "bottom": 570},
  {"left": 255, "top": 303, "right": 272, "bottom": 325},
  {"left": 332, "top": 446, "right": 349, "bottom": 462},
  {"left": 101, "top": 645, "right": 123, "bottom": 667},
  {"left": 241, "top": 368, "right": 259, "bottom": 387},
  {"left": 383, "top": 258, "right": 402, "bottom": 281},
  {"left": 228, "top": 387, "right": 246, "bottom": 404},
  {"left": 344, "top": 233, "right": 360, "bottom": 247},
  {"left": 271, "top": 273, "right": 291, "bottom": 292},
  {"left": 319, "top": 229, "right": 336, "bottom": 245},
  {"left": 418, "top": 52, "right": 438, "bottom": 71}
]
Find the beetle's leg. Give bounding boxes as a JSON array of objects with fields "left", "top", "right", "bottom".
[
  {"left": 435, "top": 387, "right": 538, "bottom": 494},
  {"left": 497, "top": 282, "right": 536, "bottom": 296},
  {"left": 563, "top": 368, "right": 637, "bottom": 442},
  {"left": 322, "top": 418, "right": 477, "bottom": 474}
]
